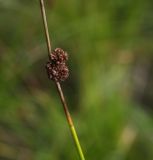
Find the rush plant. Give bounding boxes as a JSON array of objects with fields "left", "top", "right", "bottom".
[{"left": 39, "top": 0, "right": 86, "bottom": 160}]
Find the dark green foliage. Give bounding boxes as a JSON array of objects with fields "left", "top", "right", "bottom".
[{"left": 0, "top": 0, "right": 153, "bottom": 159}]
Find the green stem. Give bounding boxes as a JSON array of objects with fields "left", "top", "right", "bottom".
[{"left": 70, "top": 125, "right": 86, "bottom": 160}]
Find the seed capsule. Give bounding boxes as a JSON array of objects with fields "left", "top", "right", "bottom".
[{"left": 46, "top": 48, "right": 69, "bottom": 82}]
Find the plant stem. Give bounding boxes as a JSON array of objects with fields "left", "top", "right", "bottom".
[
  {"left": 39, "top": 0, "right": 52, "bottom": 58},
  {"left": 55, "top": 82, "right": 85, "bottom": 160},
  {"left": 39, "top": 0, "right": 85, "bottom": 159}
]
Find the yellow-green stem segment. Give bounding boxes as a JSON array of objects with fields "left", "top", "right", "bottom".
[{"left": 70, "top": 126, "right": 85, "bottom": 160}]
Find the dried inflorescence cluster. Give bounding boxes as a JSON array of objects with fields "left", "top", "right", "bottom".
[{"left": 46, "top": 48, "right": 69, "bottom": 82}]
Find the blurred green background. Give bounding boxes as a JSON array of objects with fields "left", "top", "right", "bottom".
[{"left": 0, "top": 0, "right": 153, "bottom": 160}]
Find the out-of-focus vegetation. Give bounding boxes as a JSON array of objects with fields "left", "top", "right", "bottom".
[{"left": 0, "top": 0, "right": 153, "bottom": 160}]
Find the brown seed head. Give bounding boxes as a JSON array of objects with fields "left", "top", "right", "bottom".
[{"left": 46, "top": 48, "right": 69, "bottom": 82}]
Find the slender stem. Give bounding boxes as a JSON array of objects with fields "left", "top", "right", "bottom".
[
  {"left": 39, "top": 0, "right": 52, "bottom": 58},
  {"left": 39, "top": 0, "right": 85, "bottom": 159},
  {"left": 55, "top": 82, "right": 85, "bottom": 160}
]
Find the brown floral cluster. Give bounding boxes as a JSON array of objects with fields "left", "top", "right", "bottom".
[{"left": 46, "top": 48, "right": 69, "bottom": 82}]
